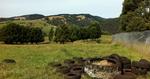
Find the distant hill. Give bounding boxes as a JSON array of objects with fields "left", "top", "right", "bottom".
[
  {"left": 13, "top": 14, "right": 45, "bottom": 20},
  {"left": 45, "top": 14, "right": 102, "bottom": 27},
  {"left": 0, "top": 14, "right": 120, "bottom": 34}
]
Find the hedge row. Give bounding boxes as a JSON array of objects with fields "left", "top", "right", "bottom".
[
  {"left": 49, "top": 22, "right": 102, "bottom": 44},
  {"left": 0, "top": 23, "right": 44, "bottom": 44}
]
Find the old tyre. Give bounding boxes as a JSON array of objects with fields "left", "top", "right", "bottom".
[
  {"left": 48, "top": 62, "right": 62, "bottom": 68},
  {"left": 131, "top": 67, "right": 140, "bottom": 75},
  {"left": 132, "top": 61, "right": 139, "bottom": 67},
  {"left": 139, "top": 59, "right": 150, "bottom": 70},
  {"left": 65, "top": 73, "right": 81, "bottom": 79},
  {"left": 64, "top": 59, "right": 76, "bottom": 67},
  {"left": 2, "top": 59, "right": 16, "bottom": 64},
  {"left": 71, "top": 67, "right": 83, "bottom": 74},
  {"left": 120, "top": 57, "right": 131, "bottom": 69},
  {"left": 114, "top": 73, "right": 136, "bottom": 79},
  {"left": 56, "top": 66, "right": 70, "bottom": 74},
  {"left": 140, "top": 68, "right": 147, "bottom": 75},
  {"left": 72, "top": 57, "right": 83, "bottom": 62},
  {"left": 70, "top": 65, "right": 84, "bottom": 74},
  {"left": 107, "top": 58, "right": 122, "bottom": 71},
  {"left": 108, "top": 54, "right": 121, "bottom": 61}
]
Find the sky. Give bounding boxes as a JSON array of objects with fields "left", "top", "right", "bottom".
[{"left": 0, "top": 0, "right": 124, "bottom": 18}]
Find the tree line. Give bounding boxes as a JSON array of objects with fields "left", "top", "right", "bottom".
[
  {"left": 0, "top": 23, "right": 44, "bottom": 44},
  {"left": 0, "top": 22, "right": 101, "bottom": 44},
  {"left": 49, "top": 22, "right": 101, "bottom": 44}
]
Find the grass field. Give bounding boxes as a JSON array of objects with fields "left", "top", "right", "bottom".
[{"left": 0, "top": 35, "right": 150, "bottom": 79}]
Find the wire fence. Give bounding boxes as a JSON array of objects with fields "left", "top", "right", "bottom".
[{"left": 112, "top": 31, "right": 150, "bottom": 45}]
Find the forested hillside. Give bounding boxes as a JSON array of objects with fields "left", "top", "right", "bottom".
[{"left": 0, "top": 14, "right": 120, "bottom": 34}]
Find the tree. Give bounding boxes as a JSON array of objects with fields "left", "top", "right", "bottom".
[
  {"left": 120, "top": 12, "right": 136, "bottom": 31},
  {"left": 49, "top": 27, "right": 55, "bottom": 42},
  {"left": 54, "top": 25, "right": 70, "bottom": 44},
  {"left": 0, "top": 23, "right": 44, "bottom": 44},
  {"left": 79, "top": 27, "right": 89, "bottom": 40},
  {"left": 49, "top": 23, "right": 102, "bottom": 43},
  {"left": 0, "top": 23, "right": 24, "bottom": 44},
  {"left": 87, "top": 22, "right": 101, "bottom": 39},
  {"left": 29, "top": 27, "right": 44, "bottom": 44},
  {"left": 68, "top": 25, "right": 80, "bottom": 42},
  {"left": 127, "top": 16, "right": 145, "bottom": 31},
  {"left": 120, "top": 0, "right": 150, "bottom": 32},
  {"left": 122, "top": 0, "right": 138, "bottom": 15}
]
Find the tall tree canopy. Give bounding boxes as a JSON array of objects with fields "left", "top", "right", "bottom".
[{"left": 120, "top": 0, "right": 150, "bottom": 32}]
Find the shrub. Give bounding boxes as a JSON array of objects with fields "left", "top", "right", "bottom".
[
  {"left": 0, "top": 23, "right": 44, "bottom": 44},
  {"left": 49, "top": 22, "right": 102, "bottom": 43}
]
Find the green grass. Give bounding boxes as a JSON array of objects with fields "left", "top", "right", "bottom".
[{"left": 0, "top": 35, "right": 150, "bottom": 79}]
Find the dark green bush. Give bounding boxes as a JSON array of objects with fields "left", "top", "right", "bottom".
[
  {"left": 0, "top": 23, "right": 44, "bottom": 44},
  {"left": 49, "top": 22, "right": 101, "bottom": 43}
]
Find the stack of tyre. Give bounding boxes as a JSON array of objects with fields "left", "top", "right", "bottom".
[
  {"left": 48, "top": 54, "right": 150, "bottom": 79},
  {"left": 49, "top": 57, "right": 87, "bottom": 79},
  {"left": 103, "top": 54, "right": 136, "bottom": 79},
  {"left": 132, "top": 59, "right": 150, "bottom": 75},
  {"left": 103, "top": 54, "right": 150, "bottom": 79},
  {"left": 103, "top": 54, "right": 132, "bottom": 72}
]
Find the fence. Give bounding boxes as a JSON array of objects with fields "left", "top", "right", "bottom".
[{"left": 112, "top": 31, "right": 150, "bottom": 45}]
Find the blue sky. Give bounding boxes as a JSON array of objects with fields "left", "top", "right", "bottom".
[{"left": 0, "top": 0, "right": 124, "bottom": 18}]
